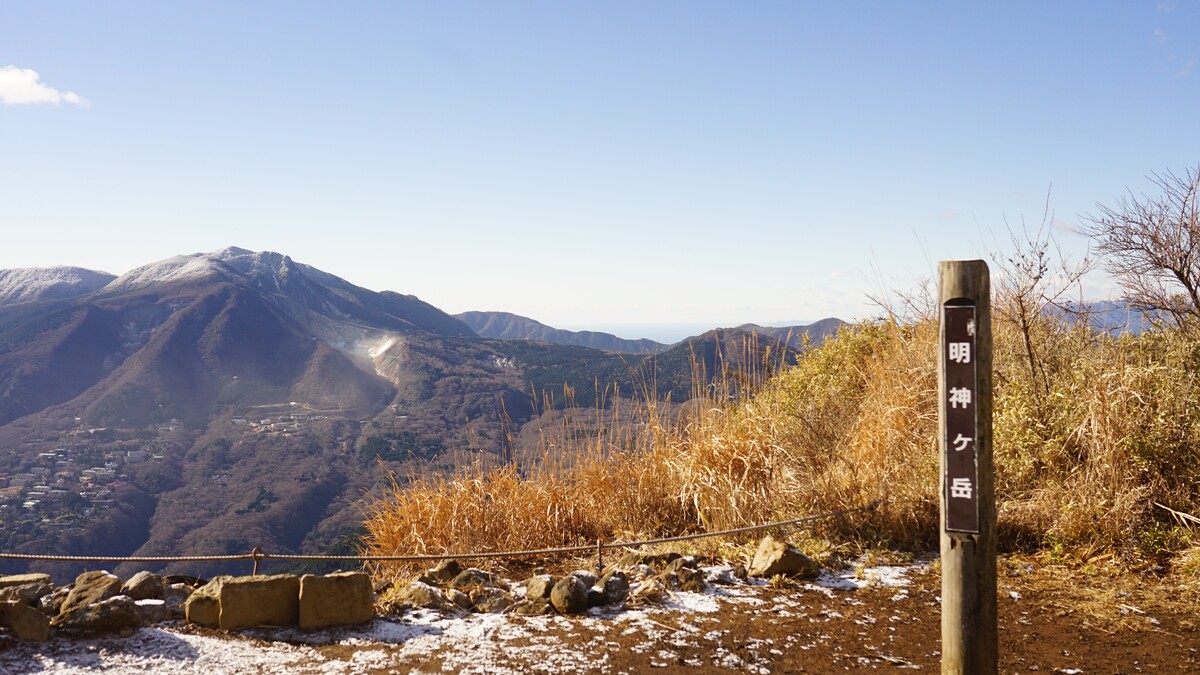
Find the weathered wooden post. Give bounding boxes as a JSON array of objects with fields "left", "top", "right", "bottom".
[{"left": 938, "top": 259, "right": 997, "bottom": 674}]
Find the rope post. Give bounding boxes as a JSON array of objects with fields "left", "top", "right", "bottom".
[
  {"left": 251, "top": 547, "right": 265, "bottom": 576},
  {"left": 938, "top": 259, "right": 997, "bottom": 674}
]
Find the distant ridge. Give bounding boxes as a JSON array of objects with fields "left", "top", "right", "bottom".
[
  {"left": 456, "top": 311, "right": 667, "bottom": 353},
  {"left": 0, "top": 267, "right": 116, "bottom": 307},
  {"left": 730, "top": 317, "right": 846, "bottom": 349}
]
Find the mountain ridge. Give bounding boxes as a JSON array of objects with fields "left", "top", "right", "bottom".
[
  {"left": 456, "top": 311, "right": 667, "bottom": 353},
  {"left": 0, "top": 247, "right": 835, "bottom": 581},
  {"left": 0, "top": 266, "right": 117, "bottom": 307}
]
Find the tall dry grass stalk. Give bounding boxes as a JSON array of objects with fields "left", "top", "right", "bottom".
[{"left": 362, "top": 310, "right": 1200, "bottom": 578}]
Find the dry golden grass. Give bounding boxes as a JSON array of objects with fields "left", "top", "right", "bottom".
[{"left": 362, "top": 306, "right": 1200, "bottom": 579}]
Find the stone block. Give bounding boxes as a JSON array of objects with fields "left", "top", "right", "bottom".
[
  {"left": 218, "top": 574, "right": 300, "bottom": 630},
  {"left": 0, "top": 600, "right": 50, "bottom": 641},
  {"left": 0, "top": 574, "right": 52, "bottom": 590},
  {"left": 298, "top": 572, "right": 373, "bottom": 630},
  {"left": 184, "top": 576, "right": 230, "bottom": 628}
]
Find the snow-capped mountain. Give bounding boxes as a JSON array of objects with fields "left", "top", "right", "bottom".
[{"left": 0, "top": 266, "right": 116, "bottom": 307}]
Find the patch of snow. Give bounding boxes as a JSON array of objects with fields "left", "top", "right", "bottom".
[
  {"left": 103, "top": 254, "right": 230, "bottom": 295},
  {"left": 811, "top": 562, "right": 917, "bottom": 592},
  {"left": 0, "top": 561, "right": 934, "bottom": 674}
]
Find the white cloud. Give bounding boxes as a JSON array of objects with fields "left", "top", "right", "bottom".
[{"left": 0, "top": 66, "right": 90, "bottom": 107}]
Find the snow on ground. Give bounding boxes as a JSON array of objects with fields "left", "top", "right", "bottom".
[{"left": 0, "top": 561, "right": 920, "bottom": 675}]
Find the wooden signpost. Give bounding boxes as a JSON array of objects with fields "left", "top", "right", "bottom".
[{"left": 938, "top": 260, "right": 997, "bottom": 674}]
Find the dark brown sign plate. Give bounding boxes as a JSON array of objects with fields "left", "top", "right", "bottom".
[{"left": 943, "top": 304, "right": 979, "bottom": 533}]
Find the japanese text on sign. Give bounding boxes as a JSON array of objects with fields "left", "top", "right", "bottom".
[{"left": 943, "top": 304, "right": 979, "bottom": 533}]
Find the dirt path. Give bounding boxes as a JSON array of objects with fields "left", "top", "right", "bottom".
[{"left": 2, "top": 560, "right": 1197, "bottom": 673}]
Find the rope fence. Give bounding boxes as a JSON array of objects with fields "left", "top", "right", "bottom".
[{"left": 0, "top": 500, "right": 883, "bottom": 575}]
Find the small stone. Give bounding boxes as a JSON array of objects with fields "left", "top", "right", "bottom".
[
  {"left": 747, "top": 535, "right": 820, "bottom": 580},
  {"left": 550, "top": 576, "right": 589, "bottom": 615},
  {"left": 135, "top": 599, "right": 172, "bottom": 625},
  {"left": 512, "top": 599, "right": 554, "bottom": 616},
  {"left": 447, "top": 589, "right": 473, "bottom": 610},
  {"left": 586, "top": 587, "right": 605, "bottom": 608},
  {"left": 386, "top": 581, "right": 451, "bottom": 611},
  {"left": 524, "top": 575, "right": 557, "bottom": 601},
  {"left": 626, "top": 564, "right": 656, "bottom": 582},
  {"left": 468, "top": 587, "right": 513, "bottom": 614},
  {"left": 665, "top": 556, "right": 700, "bottom": 573},
  {"left": 122, "top": 572, "right": 165, "bottom": 601},
  {"left": 570, "top": 569, "right": 598, "bottom": 588},
  {"left": 425, "top": 560, "right": 464, "bottom": 585},
  {"left": 449, "top": 568, "right": 494, "bottom": 590},
  {"left": 39, "top": 586, "right": 71, "bottom": 617},
  {"left": 705, "top": 567, "right": 739, "bottom": 586},
  {"left": 163, "top": 584, "right": 192, "bottom": 620},
  {"left": 731, "top": 562, "right": 748, "bottom": 580},
  {"left": 618, "top": 551, "right": 681, "bottom": 569},
  {"left": 677, "top": 567, "right": 707, "bottom": 593},
  {"left": 597, "top": 570, "right": 630, "bottom": 605}
]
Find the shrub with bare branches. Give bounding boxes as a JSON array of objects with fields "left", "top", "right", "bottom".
[{"left": 1084, "top": 165, "right": 1200, "bottom": 333}]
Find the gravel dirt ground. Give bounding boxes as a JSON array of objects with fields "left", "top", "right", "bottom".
[{"left": 1, "top": 557, "right": 1197, "bottom": 673}]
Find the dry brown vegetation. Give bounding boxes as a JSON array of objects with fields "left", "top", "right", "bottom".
[{"left": 363, "top": 285, "right": 1200, "bottom": 580}]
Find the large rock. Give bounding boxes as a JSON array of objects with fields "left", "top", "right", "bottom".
[
  {"left": 0, "top": 582, "right": 52, "bottom": 606},
  {"left": 0, "top": 574, "right": 52, "bottom": 590},
  {"left": 184, "top": 577, "right": 230, "bottom": 628},
  {"left": 299, "top": 572, "right": 374, "bottom": 630},
  {"left": 122, "top": 571, "right": 165, "bottom": 601},
  {"left": 747, "top": 535, "right": 820, "bottom": 580},
  {"left": 550, "top": 575, "right": 589, "bottom": 615},
  {"left": 218, "top": 574, "right": 300, "bottom": 630},
  {"left": 386, "top": 581, "right": 451, "bottom": 611},
  {"left": 57, "top": 571, "right": 122, "bottom": 620},
  {"left": 0, "top": 600, "right": 50, "bottom": 641},
  {"left": 52, "top": 595, "right": 141, "bottom": 633}
]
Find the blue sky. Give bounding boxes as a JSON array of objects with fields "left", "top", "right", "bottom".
[{"left": 2, "top": 2, "right": 1198, "bottom": 340}]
